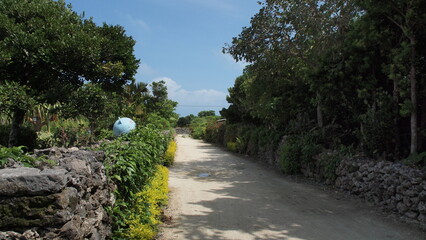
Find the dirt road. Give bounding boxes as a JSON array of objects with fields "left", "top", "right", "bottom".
[{"left": 158, "top": 135, "right": 425, "bottom": 240}]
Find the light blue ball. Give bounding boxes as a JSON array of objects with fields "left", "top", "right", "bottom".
[{"left": 113, "top": 117, "right": 136, "bottom": 137}]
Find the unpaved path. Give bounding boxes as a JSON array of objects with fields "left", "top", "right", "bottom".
[{"left": 158, "top": 135, "right": 425, "bottom": 240}]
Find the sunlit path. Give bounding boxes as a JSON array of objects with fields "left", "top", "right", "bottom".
[{"left": 158, "top": 135, "right": 425, "bottom": 240}]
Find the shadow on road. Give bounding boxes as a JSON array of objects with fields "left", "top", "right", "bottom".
[{"left": 160, "top": 136, "right": 425, "bottom": 240}]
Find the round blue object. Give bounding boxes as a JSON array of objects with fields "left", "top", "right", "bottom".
[{"left": 113, "top": 117, "right": 136, "bottom": 137}]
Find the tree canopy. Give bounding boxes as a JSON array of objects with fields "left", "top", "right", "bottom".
[
  {"left": 222, "top": 0, "right": 426, "bottom": 159},
  {"left": 0, "top": 0, "right": 139, "bottom": 146}
]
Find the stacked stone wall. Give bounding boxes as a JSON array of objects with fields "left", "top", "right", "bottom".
[
  {"left": 256, "top": 136, "right": 426, "bottom": 227},
  {"left": 335, "top": 157, "right": 426, "bottom": 224},
  {"left": 0, "top": 147, "right": 115, "bottom": 240}
]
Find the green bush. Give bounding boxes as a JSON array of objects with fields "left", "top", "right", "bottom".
[
  {"left": 279, "top": 136, "right": 302, "bottom": 174},
  {"left": 317, "top": 146, "right": 353, "bottom": 181},
  {"left": 100, "top": 126, "right": 170, "bottom": 238},
  {"left": 246, "top": 128, "right": 261, "bottom": 155},
  {"left": 224, "top": 124, "right": 239, "bottom": 144},
  {"left": 204, "top": 120, "right": 225, "bottom": 143},
  {"left": 125, "top": 165, "right": 169, "bottom": 239},
  {"left": 144, "top": 113, "right": 172, "bottom": 130},
  {"left": 279, "top": 133, "right": 322, "bottom": 175},
  {"left": 0, "top": 146, "right": 55, "bottom": 168},
  {"left": 235, "top": 125, "right": 252, "bottom": 153},
  {"left": 163, "top": 140, "right": 177, "bottom": 166},
  {"left": 319, "top": 151, "right": 343, "bottom": 181},
  {"left": 96, "top": 129, "right": 114, "bottom": 141},
  {"left": 227, "top": 142, "right": 237, "bottom": 152},
  {"left": 36, "top": 131, "right": 55, "bottom": 149},
  {"left": 51, "top": 119, "right": 93, "bottom": 147},
  {"left": 190, "top": 116, "right": 220, "bottom": 139}
]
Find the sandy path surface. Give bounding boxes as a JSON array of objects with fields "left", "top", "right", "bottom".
[{"left": 158, "top": 135, "right": 425, "bottom": 240}]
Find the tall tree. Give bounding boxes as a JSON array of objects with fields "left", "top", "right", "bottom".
[
  {"left": 224, "top": 0, "right": 359, "bottom": 128},
  {"left": 0, "top": 0, "right": 139, "bottom": 146},
  {"left": 358, "top": 0, "right": 426, "bottom": 153}
]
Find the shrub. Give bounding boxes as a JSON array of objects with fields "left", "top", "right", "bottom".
[
  {"left": 279, "top": 133, "right": 322, "bottom": 174},
  {"left": 318, "top": 151, "right": 343, "bottom": 181},
  {"left": 51, "top": 119, "right": 93, "bottom": 147},
  {"left": 0, "top": 146, "right": 55, "bottom": 168},
  {"left": 36, "top": 131, "right": 55, "bottom": 149},
  {"left": 163, "top": 140, "right": 177, "bottom": 166},
  {"left": 235, "top": 125, "right": 252, "bottom": 153},
  {"left": 318, "top": 146, "right": 353, "bottom": 181},
  {"left": 227, "top": 142, "right": 237, "bottom": 152},
  {"left": 204, "top": 121, "right": 225, "bottom": 143},
  {"left": 246, "top": 128, "right": 261, "bottom": 155},
  {"left": 100, "top": 126, "right": 170, "bottom": 238},
  {"left": 96, "top": 129, "right": 114, "bottom": 141},
  {"left": 279, "top": 136, "right": 302, "bottom": 174},
  {"left": 125, "top": 165, "right": 169, "bottom": 240},
  {"left": 223, "top": 124, "right": 238, "bottom": 144}
]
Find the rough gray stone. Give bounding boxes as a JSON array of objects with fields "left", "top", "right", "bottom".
[
  {"left": 405, "top": 211, "right": 419, "bottom": 219},
  {"left": 0, "top": 168, "right": 68, "bottom": 196},
  {"left": 418, "top": 202, "right": 426, "bottom": 214},
  {"left": 419, "top": 191, "right": 426, "bottom": 201},
  {"left": 0, "top": 148, "right": 114, "bottom": 240}
]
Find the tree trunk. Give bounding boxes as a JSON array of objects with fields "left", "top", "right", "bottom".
[
  {"left": 317, "top": 91, "right": 323, "bottom": 128},
  {"left": 393, "top": 78, "right": 400, "bottom": 158},
  {"left": 409, "top": 36, "right": 417, "bottom": 154},
  {"left": 8, "top": 109, "right": 26, "bottom": 147},
  {"left": 420, "top": 98, "right": 426, "bottom": 152}
]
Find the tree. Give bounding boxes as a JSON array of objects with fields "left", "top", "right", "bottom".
[
  {"left": 145, "top": 80, "right": 178, "bottom": 122},
  {"left": 61, "top": 83, "right": 117, "bottom": 131},
  {"left": 0, "top": 0, "right": 139, "bottom": 146},
  {"left": 198, "top": 110, "right": 216, "bottom": 118},
  {"left": 121, "top": 82, "right": 149, "bottom": 120},
  {"left": 0, "top": 81, "right": 36, "bottom": 144},
  {"left": 224, "top": 0, "right": 359, "bottom": 128},
  {"left": 357, "top": 0, "right": 426, "bottom": 154},
  {"left": 177, "top": 114, "right": 195, "bottom": 127}
]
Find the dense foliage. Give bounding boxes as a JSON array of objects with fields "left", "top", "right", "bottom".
[
  {"left": 0, "top": 0, "right": 139, "bottom": 146},
  {"left": 0, "top": 145, "right": 55, "bottom": 168},
  {"left": 163, "top": 140, "right": 177, "bottom": 166},
  {"left": 100, "top": 126, "right": 172, "bottom": 239},
  {"left": 126, "top": 165, "right": 169, "bottom": 240},
  {"left": 222, "top": 0, "right": 426, "bottom": 161},
  {"left": 0, "top": 1, "right": 180, "bottom": 239}
]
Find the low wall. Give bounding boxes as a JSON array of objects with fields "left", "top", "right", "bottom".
[
  {"left": 0, "top": 147, "right": 115, "bottom": 240},
  {"left": 335, "top": 157, "right": 426, "bottom": 223},
  {"left": 254, "top": 136, "right": 426, "bottom": 227}
]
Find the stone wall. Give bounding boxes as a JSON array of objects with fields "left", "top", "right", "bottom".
[
  {"left": 0, "top": 147, "right": 115, "bottom": 240},
  {"left": 335, "top": 157, "right": 426, "bottom": 224},
  {"left": 256, "top": 136, "right": 426, "bottom": 227}
]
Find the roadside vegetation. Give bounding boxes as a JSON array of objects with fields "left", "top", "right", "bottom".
[
  {"left": 0, "top": 1, "right": 178, "bottom": 239},
  {"left": 188, "top": 0, "right": 426, "bottom": 176},
  {"left": 101, "top": 127, "right": 174, "bottom": 239}
]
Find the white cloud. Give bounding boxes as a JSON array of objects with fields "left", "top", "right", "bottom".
[
  {"left": 122, "top": 13, "right": 150, "bottom": 31},
  {"left": 151, "top": 77, "right": 229, "bottom": 115},
  {"left": 184, "top": 0, "right": 235, "bottom": 12},
  {"left": 138, "top": 62, "right": 156, "bottom": 77},
  {"left": 133, "top": 19, "right": 150, "bottom": 31}
]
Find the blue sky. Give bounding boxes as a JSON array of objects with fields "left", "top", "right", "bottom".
[{"left": 66, "top": 0, "right": 261, "bottom": 116}]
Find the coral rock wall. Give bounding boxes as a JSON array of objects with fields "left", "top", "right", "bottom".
[{"left": 0, "top": 148, "right": 115, "bottom": 240}]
